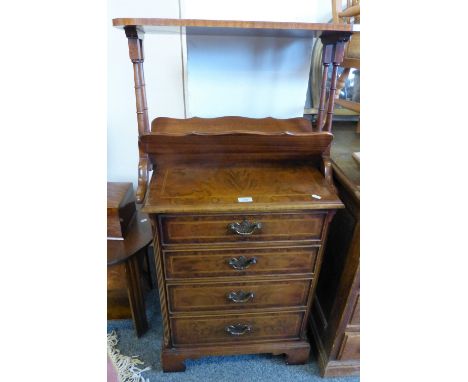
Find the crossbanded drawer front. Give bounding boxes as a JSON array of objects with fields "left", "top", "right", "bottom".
[
  {"left": 167, "top": 279, "right": 311, "bottom": 313},
  {"left": 170, "top": 311, "right": 304, "bottom": 346},
  {"left": 164, "top": 246, "right": 319, "bottom": 279},
  {"left": 160, "top": 213, "right": 325, "bottom": 245}
]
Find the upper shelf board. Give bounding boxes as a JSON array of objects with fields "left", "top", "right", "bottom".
[{"left": 112, "top": 18, "right": 358, "bottom": 38}]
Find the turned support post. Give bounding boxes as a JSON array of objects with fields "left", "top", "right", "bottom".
[
  {"left": 316, "top": 44, "right": 333, "bottom": 131},
  {"left": 318, "top": 32, "right": 351, "bottom": 133},
  {"left": 125, "top": 26, "right": 151, "bottom": 203},
  {"left": 323, "top": 41, "right": 346, "bottom": 132}
]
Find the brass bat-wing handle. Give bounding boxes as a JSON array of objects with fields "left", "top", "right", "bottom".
[
  {"left": 225, "top": 323, "right": 252, "bottom": 336},
  {"left": 228, "top": 256, "right": 257, "bottom": 270},
  {"left": 227, "top": 291, "right": 255, "bottom": 303},
  {"left": 228, "top": 220, "right": 262, "bottom": 235}
]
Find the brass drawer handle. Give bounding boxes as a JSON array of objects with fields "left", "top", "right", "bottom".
[
  {"left": 227, "top": 290, "right": 255, "bottom": 303},
  {"left": 228, "top": 256, "right": 257, "bottom": 270},
  {"left": 228, "top": 219, "right": 262, "bottom": 235},
  {"left": 225, "top": 323, "right": 252, "bottom": 336}
]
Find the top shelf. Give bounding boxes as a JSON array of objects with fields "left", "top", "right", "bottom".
[{"left": 112, "top": 18, "right": 358, "bottom": 38}]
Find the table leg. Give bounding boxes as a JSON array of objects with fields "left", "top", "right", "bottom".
[{"left": 125, "top": 252, "right": 148, "bottom": 337}]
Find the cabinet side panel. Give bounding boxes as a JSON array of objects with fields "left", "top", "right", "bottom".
[{"left": 315, "top": 207, "right": 356, "bottom": 319}]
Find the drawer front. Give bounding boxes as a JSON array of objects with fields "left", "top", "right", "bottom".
[
  {"left": 164, "top": 246, "right": 319, "bottom": 279},
  {"left": 160, "top": 213, "right": 325, "bottom": 245},
  {"left": 167, "top": 279, "right": 311, "bottom": 313},
  {"left": 171, "top": 311, "right": 304, "bottom": 346},
  {"left": 337, "top": 332, "right": 360, "bottom": 360}
]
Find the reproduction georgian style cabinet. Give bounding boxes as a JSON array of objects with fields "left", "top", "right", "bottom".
[{"left": 112, "top": 17, "right": 357, "bottom": 372}]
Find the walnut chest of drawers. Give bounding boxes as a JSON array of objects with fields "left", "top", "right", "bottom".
[
  {"left": 111, "top": 17, "right": 356, "bottom": 372},
  {"left": 140, "top": 124, "right": 344, "bottom": 371}
]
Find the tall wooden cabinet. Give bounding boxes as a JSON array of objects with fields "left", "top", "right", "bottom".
[
  {"left": 112, "top": 18, "right": 358, "bottom": 372},
  {"left": 308, "top": 124, "right": 360, "bottom": 376}
]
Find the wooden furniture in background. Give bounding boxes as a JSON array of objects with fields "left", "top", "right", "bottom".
[
  {"left": 308, "top": 123, "right": 360, "bottom": 376},
  {"left": 332, "top": 0, "right": 360, "bottom": 132},
  {"left": 112, "top": 18, "right": 357, "bottom": 372},
  {"left": 107, "top": 183, "right": 153, "bottom": 337},
  {"left": 107, "top": 182, "right": 136, "bottom": 239}
]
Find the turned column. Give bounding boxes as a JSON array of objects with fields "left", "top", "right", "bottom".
[
  {"left": 316, "top": 32, "right": 352, "bottom": 192},
  {"left": 323, "top": 41, "right": 346, "bottom": 132},
  {"left": 317, "top": 32, "right": 351, "bottom": 133},
  {"left": 124, "top": 26, "right": 151, "bottom": 203}
]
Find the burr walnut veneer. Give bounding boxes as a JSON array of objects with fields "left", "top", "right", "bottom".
[
  {"left": 138, "top": 117, "right": 344, "bottom": 372},
  {"left": 112, "top": 17, "right": 355, "bottom": 372}
]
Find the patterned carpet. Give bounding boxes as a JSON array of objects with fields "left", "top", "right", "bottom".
[{"left": 107, "top": 289, "right": 359, "bottom": 382}]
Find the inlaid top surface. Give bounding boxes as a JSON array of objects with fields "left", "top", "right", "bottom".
[
  {"left": 112, "top": 18, "right": 358, "bottom": 38},
  {"left": 142, "top": 161, "right": 343, "bottom": 214}
]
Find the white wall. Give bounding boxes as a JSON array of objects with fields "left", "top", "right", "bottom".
[
  {"left": 181, "top": 0, "right": 332, "bottom": 22},
  {"left": 107, "top": 0, "right": 185, "bottom": 188},
  {"left": 185, "top": 33, "right": 315, "bottom": 118},
  {"left": 107, "top": 0, "right": 333, "bottom": 188}
]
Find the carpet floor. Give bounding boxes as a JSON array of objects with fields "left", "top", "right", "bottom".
[{"left": 107, "top": 290, "right": 360, "bottom": 382}]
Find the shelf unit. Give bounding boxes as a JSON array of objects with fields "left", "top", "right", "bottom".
[
  {"left": 112, "top": 18, "right": 356, "bottom": 203},
  {"left": 112, "top": 17, "right": 356, "bottom": 372}
]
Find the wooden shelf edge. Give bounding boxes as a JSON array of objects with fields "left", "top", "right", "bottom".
[
  {"left": 141, "top": 202, "right": 345, "bottom": 215},
  {"left": 143, "top": 131, "right": 332, "bottom": 137},
  {"left": 112, "top": 18, "right": 358, "bottom": 32}
]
